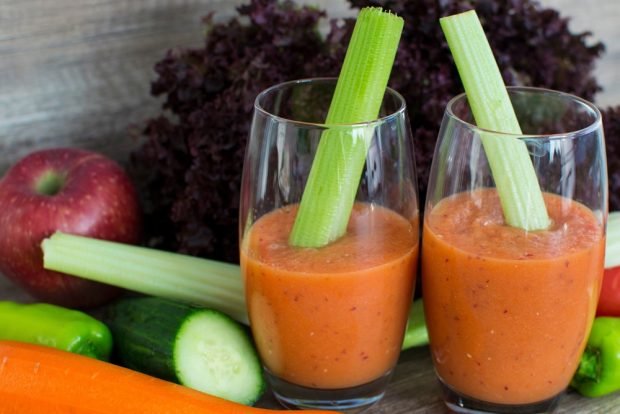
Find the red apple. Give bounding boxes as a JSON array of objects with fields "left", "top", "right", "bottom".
[{"left": 0, "top": 147, "right": 141, "bottom": 307}]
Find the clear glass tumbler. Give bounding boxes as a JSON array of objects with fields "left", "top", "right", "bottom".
[
  {"left": 422, "top": 87, "right": 607, "bottom": 413},
  {"left": 239, "top": 78, "right": 419, "bottom": 411}
]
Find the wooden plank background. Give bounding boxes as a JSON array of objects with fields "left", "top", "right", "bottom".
[{"left": 0, "top": 0, "right": 349, "bottom": 173}]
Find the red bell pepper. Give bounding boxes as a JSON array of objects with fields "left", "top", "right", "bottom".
[
  {"left": 597, "top": 212, "right": 620, "bottom": 316},
  {"left": 597, "top": 267, "right": 620, "bottom": 316}
]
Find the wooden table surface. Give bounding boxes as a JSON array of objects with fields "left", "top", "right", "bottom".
[{"left": 1, "top": 0, "right": 620, "bottom": 412}]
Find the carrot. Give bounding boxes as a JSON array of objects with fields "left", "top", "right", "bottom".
[{"left": 0, "top": 341, "right": 341, "bottom": 414}]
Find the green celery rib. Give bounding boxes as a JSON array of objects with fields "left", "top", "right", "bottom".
[
  {"left": 401, "top": 299, "right": 429, "bottom": 350},
  {"left": 41, "top": 232, "right": 248, "bottom": 324},
  {"left": 440, "top": 10, "right": 550, "bottom": 231},
  {"left": 605, "top": 211, "right": 620, "bottom": 268},
  {"left": 289, "top": 7, "right": 404, "bottom": 247}
]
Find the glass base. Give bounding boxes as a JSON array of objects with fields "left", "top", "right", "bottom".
[
  {"left": 266, "top": 369, "right": 393, "bottom": 412},
  {"left": 440, "top": 381, "right": 561, "bottom": 414}
]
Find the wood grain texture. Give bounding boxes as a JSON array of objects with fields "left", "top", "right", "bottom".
[
  {"left": 0, "top": 0, "right": 353, "bottom": 174},
  {"left": 0, "top": 0, "right": 239, "bottom": 173},
  {"left": 1, "top": 0, "right": 619, "bottom": 412},
  {"left": 542, "top": 0, "right": 620, "bottom": 107}
]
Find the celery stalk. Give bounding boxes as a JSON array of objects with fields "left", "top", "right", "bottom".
[
  {"left": 41, "top": 232, "right": 248, "bottom": 324},
  {"left": 440, "top": 10, "right": 550, "bottom": 230},
  {"left": 605, "top": 212, "right": 620, "bottom": 268},
  {"left": 401, "top": 298, "right": 429, "bottom": 350},
  {"left": 289, "top": 7, "right": 404, "bottom": 247}
]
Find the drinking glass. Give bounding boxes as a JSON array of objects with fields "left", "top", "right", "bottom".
[
  {"left": 422, "top": 87, "right": 607, "bottom": 413},
  {"left": 239, "top": 78, "right": 419, "bottom": 411}
]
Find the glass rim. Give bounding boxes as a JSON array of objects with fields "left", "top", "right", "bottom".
[
  {"left": 253, "top": 77, "right": 408, "bottom": 128},
  {"left": 445, "top": 86, "right": 603, "bottom": 140}
]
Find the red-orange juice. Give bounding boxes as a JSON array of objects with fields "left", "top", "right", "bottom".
[
  {"left": 422, "top": 189, "right": 604, "bottom": 404},
  {"left": 241, "top": 203, "right": 418, "bottom": 389}
]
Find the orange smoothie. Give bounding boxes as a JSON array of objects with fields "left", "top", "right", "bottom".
[
  {"left": 422, "top": 189, "right": 604, "bottom": 405},
  {"left": 241, "top": 203, "right": 418, "bottom": 389}
]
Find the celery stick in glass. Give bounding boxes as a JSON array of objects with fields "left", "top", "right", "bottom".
[
  {"left": 289, "top": 7, "right": 404, "bottom": 247},
  {"left": 440, "top": 10, "right": 550, "bottom": 230}
]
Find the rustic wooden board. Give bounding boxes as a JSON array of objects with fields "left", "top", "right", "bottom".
[
  {"left": 544, "top": 0, "right": 620, "bottom": 108},
  {"left": 1, "top": 0, "right": 620, "bottom": 412},
  {"left": 0, "top": 0, "right": 353, "bottom": 173}
]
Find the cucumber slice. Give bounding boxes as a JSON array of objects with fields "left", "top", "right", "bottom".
[
  {"left": 101, "top": 297, "right": 265, "bottom": 405},
  {"left": 174, "top": 309, "right": 264, "bottom": 404}
]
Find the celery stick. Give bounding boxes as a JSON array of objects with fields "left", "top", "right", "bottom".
[
  {"left": 440, "top": 10, "right": 550, "bottom": 230},
  {"left": 401, "top": 299, "right": 429, "bottom": 350},
  {"left": 41, "top": 232, "right": 248, "bottom": 324},
  {"left": 289, "top": 7, "right": 404, "bottom": 247},
  {"left": 605, "top": 212, "right": 620, "bottom": 268}
]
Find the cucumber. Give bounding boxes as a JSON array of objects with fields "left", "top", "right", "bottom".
[{"left": 101, "top": 297, "right": 265, "bottom": 405}]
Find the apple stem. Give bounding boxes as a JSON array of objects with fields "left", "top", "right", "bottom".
[{"left": 35, "top": 171, "right": 66, "bottom": 196}]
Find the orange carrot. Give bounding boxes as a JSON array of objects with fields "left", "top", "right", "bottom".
[{"left": 0, "top": 341, "right": 341, "bottom": 414}]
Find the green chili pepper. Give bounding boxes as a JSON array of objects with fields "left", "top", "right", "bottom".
[
  {"left": 0, "top": 301, "right": 112, "bottom": 360},
  {"left": 571, "top": 317, "right": 620, "bottom": 397}
]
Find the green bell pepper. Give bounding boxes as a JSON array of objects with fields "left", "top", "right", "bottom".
[
  {"left": 0, "top": 301, "right": 112, "bottom": 360},
  {"left": 571, "top": 317, "right": 620, "bottom": 397}
]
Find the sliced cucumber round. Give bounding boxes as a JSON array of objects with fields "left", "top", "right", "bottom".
[
  {"left": 102, "top": 297, "right": 265, "bottom": 405},
  {"left": 174, "top": 309, "right": 265, "bottom": 404}
]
